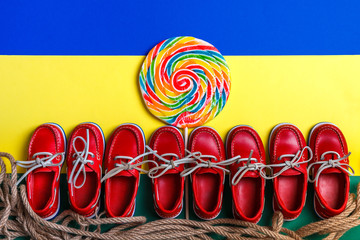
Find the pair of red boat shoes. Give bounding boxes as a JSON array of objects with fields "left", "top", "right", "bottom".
[{"left": 17, "top": 122, "right": 353, "bottom": 222}]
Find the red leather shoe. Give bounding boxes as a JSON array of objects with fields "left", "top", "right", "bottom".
[
  {"left": 102, "top": 123, "right": 146, "bottom": 217},
  {"left": 67, "top": 122, "right": 105, "bottom": 218},
  {"left": 186, "top": 126, "right": 226, "bottom": 220},
  {"left": 16, "top": 123, "right": 66, "bottom": 220},
  {"left": 308, "top": 122, "right": 353, "bottom": 218},
  {"left": 226, "top": 125, "right": 267, "bottom": 223},
  {"left": 147, "top": 126, "right": 186, "bottom": 218},
  {"left": 269, "top": 123, "right": 311, "bottom": 220}
]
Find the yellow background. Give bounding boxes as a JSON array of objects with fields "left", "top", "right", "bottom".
[{"left": 1, "top": 55, "right": 359, "bottom": 173}]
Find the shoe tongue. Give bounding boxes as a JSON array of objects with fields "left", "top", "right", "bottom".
[
  {"left": 163, "top": 169, "right": 179, "bottom": 175},
  {"left": 197, "top": 167, "right": 219, "bottom": 175},
  {"left": 84, "top": 164, "right": 94, "bottom": 172},
  {"left": 321, "top": 167, "right": 342, "bottom": 174},
  {"left": 116, "top": 170, "right": 135, "bottom": 177},
  {"left": 242, "top": 171, "right": 259, "bottom": 178},
  {"left": 33, "top": 167, "right": 53, "bottom": 173},
  {"left": 279, "top": 168, "right": 302, "bottom": 176}
]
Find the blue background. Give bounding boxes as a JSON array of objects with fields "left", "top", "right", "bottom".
[{"left": 1, "top": 0, "right": 360, "bottom": 55}]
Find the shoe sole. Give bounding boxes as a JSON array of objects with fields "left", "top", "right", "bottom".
[
  {"left": 43, "top": 189, "right": 61, "bottom": 220},
  {"left": 193, "top": 200, "right": 221, "bottom": 220},
  {"left": 87, "top": 205, "right": 100, "bottom": 219},
  {"left": 313, "top": 194, "right": 326, "bottom": 220}
]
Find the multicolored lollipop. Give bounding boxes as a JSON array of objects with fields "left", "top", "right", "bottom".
[{"left": 139, "top": 36, "right": 231, "bottom": 128}]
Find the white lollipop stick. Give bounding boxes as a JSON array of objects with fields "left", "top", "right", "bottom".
[{"left": 184, "top": 127, "right": 189, "bottom": 220}]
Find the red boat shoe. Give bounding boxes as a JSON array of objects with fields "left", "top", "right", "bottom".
[
  {"left": 226, "top": 125, "right": 267, "bottom": 223},
  {"left": 101, "top": 123, "right": 147, "bottom": 218},
  {"left": 67, "top": 122, "right": 105, "bottom": 218},
  {"left": 147, "top": 126, "right": 187, "bottom": 218},
  {"left": 185, "top": 126, "right": 226, "bottom": 220},
  {"left": 268, "top": 123, "right": 312, "bottom": 220},
  {"left": 16, "top": 123, "right": 66, "bottom": 220},
  {"left": 308, "top": 122, "right": 353, "bottom": 219}
]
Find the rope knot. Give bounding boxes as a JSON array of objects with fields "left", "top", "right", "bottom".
[
  {"left": 328, "top": 159, "right": 335, "bottom": 167},
  {"left": 120, "top": 161, "right": 132, "bottom": 171},
  {"left": 169, "top": 160, "right": 176, "bottom": 169},
  {"left": 35, "top": 158, "right": 45, "bottom": 167},
  {"left": 247, "top": 163, "right": 259, "bottom": 170},
  {"left": 284, "top": 160, "right": 295, "bottom": 168}
]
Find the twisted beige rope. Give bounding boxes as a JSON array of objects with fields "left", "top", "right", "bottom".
[{"left": 0, "top": 152, "right": 359, "bottom": 239}]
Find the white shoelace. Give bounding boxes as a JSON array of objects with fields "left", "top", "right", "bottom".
[
  {"left": 230, "top": 150, "right": 271, "bottom": 185},
  {"left": 68, "top": 129, "right": 96, "bottom": 189},
  {"left": 266, "top": 146, "right": 313, "bottom": 179},
  {"left": 147, "top": 146, "right": 194, "bottom": 179},
  {"left": 179, "top": 150, "right": 240, "bottom": 177},
  {"left": 307, "top": 151, "right": 354, "bottom": 187},
  {"left": 101, "top": 146, "right": 158, "bottom": 182},
  {"left": 16, "top": 152, "right": 65, "bottom": 186}
]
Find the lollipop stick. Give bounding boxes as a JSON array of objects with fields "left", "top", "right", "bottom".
[{"left": 184, "top": 127, "right": 189, "bottom": 219}]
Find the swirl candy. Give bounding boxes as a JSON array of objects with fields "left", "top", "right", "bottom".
[{"left": 139, "top": 36, "right": 231, "bottom": 128}]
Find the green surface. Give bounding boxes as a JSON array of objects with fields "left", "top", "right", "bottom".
[{"left": 14, "top": 175, "right": 360, "bottom": 239}]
